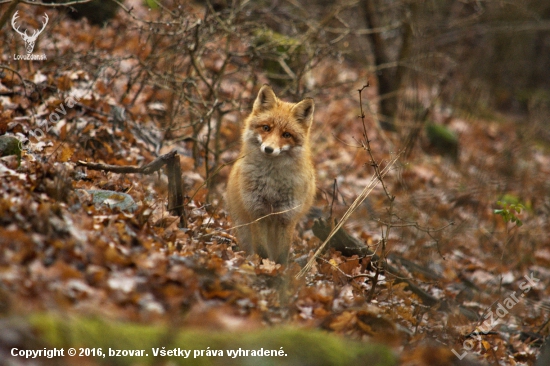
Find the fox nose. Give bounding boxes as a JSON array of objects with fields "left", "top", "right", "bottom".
[{"left": 264, "top": 146, "right": 274, "bottom": 154}]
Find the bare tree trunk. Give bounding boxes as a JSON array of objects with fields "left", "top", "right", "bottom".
[{"left": 362, "top": 0, "right": 416, "bottom": 132}]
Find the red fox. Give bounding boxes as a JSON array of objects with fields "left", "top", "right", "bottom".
[{"left": 226, "top": 85, "right": 316, "bottom": 264}]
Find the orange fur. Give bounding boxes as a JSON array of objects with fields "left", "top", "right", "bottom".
[{"left": 226, "top": 85, "right": 316, "bottom": 263}]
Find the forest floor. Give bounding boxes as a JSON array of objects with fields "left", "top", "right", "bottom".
[{"left": 0, "top": 2, "right": 549, "bottom": 365}]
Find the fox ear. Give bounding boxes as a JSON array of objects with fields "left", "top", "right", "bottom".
[
  {"left": 253, "top": 85, "right": 277, "bottom": 113},
  {"left": 293, "top": 98, "right": 314, "bottom": 126}
]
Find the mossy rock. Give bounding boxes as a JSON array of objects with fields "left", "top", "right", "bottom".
[
  {"left": 0, "top": 135, "right": 22, "bottom": 166},
  {"left": 76, "top": 189, "right": 138, "bottom": 212},
  {"left": 16, "top": 313, "right": 398, "bottom": 366},
  {"left": 425, "top": 123, "right": 459, "bottom": 161},
  {"left": 252, "top": 29, "right": 304, "bottom": 86}
]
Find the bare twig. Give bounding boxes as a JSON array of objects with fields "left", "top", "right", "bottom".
[
  {"left": 297, "top": 154, "right": 399, "bottom": 278},
  {"left": 76, "top": 150, "right": 178, "bottom": 175},
  {"left": 197, "top": 204, "right": 303, "bottom": 239},
  {"left": 226, "top": 205, "right": 303, "bottom": 231},
  {"left": 358, "top": 83, "right": 395, "bottom": 203}
]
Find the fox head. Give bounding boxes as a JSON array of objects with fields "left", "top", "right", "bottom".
[{"left": 244, "top": 85, "right": 314, "bottom": 157}]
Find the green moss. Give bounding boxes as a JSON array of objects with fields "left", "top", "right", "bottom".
[
  {"left": 425, "top": 123, "right": 459, "bottom": 160},
  {"left": 252, "top": 29, "right": 303, "bottom": 86},
  {"left": 0, "top": 135, "right": 22, "bottom": 166},
  {"left": 27, "top": 313, "right": 396, "bottom": 366}
]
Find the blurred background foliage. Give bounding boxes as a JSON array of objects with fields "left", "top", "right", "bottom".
[{"left": 4, "top": 0, "right": 549, "bottom": 150}]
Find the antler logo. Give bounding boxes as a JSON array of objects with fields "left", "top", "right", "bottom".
[{"left": 11, "top": 11, "right": 49, "bottom": 54}]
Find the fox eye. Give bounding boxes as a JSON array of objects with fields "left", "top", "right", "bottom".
[
  {"left": 262, "top": 125, "right": 270, "bottom": 132},
  {"left": 282, "top": 132, "right": 292, "bottom": 139}
]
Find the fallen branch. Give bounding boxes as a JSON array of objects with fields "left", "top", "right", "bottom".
[
  {"left": 76, "top": 150, "right": 185, "bottom": 226},
  {"left": 76, "top": 150, "right": 178, "bottom": 175},
  {"left": 298, "top": 154, "right": 399, "bottom": 278},
  {"left": 310, "top": 217, "right": 444, "bottom": 308}
]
